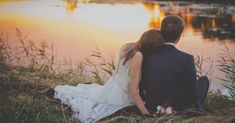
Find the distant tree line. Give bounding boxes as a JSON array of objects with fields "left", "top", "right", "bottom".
[{"left": 153, "top": 0, "right": 235, "bottom": 5}]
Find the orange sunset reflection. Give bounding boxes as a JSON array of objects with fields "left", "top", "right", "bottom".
[
  {"left": 65, "top": 0, "right": 78, "bottom": 13},
  {"left": 144, "top": 3, "right": 165, "bottom": 29},
  {"left": 232, "top": 15, "right": 235, "bottom": 23}
]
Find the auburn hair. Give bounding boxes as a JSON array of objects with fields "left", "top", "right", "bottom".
[{"left": 122, "top": 29, "right": 164, "bottom": 64}]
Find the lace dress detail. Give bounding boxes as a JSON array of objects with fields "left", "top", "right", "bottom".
[{"left": 54, "top": 46, "right": 135, "bottom": 123}]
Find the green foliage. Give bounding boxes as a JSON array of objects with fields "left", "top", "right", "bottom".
[
  {"left": 0, "top": 94, "right": 67, "bottom": 123},
  {"left": 0, "top": 78, "right": 73, "bottom": 123}
]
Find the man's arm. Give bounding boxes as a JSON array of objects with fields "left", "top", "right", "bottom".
[{"left": 183, "top": 55, "right": 197, "bottom": 105}]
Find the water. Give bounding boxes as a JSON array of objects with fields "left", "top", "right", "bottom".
[{"left": 0, "top": 0, "right": 235, "bottom": 92}]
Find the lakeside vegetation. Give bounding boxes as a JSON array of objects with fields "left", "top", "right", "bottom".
[
  {"left": 0, "top": 29, "right": 235, "bottom": 123},
  {"left": 71, "top": 0, "right": 235, "bottom": 5},
  {"left": 154, "top": 0, "right": 235, "bottom": 4}
]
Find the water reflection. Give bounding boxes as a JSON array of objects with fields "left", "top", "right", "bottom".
[
  {"left": 190, "top": 15, "right": 235, "bottom": 40},
  {"left": 144, "top": 3, "right": 165, "bottom": 29},
  {"left": 233, "top": 15, "right": 235, "bottom": 23},
  {"left": 60, "top": 0, "right": 235, "bottom": 41},
  {"left": 149, "top": 1, "right": 235, "bottom": 41},
  {"left": 65, "top": 0, "right": 78, "bottom": 13}
]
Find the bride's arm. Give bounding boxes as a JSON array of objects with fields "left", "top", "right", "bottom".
[{"left": 129, "top": 51, "right": 150, "bottom": 115}]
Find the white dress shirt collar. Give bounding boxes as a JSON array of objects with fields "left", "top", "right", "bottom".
[{"left": 164, "top": 42, "right": 176, "bottom": 47}]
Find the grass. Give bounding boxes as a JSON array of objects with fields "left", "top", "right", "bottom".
[
  {"left": 217, "top": 47, "right": 235, "bottom": 98},
  {"left": 0, "top": 68, "right": 73, "bottom": 123},
  {"left": 0, "top": 29, "right": 235, "bottom": 123}
]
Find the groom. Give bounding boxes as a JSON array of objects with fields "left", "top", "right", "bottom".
[{"left": 140, "top": 15, "right": 209, "bottom": 112}]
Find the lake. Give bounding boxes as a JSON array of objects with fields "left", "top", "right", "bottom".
[{"left": 0, "top": 0, "right": 235, "bottom": 92}]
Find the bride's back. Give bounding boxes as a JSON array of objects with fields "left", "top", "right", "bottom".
[
  {"left": 111, "top": 43, "right": 134, "bottom": 93},
  {"left": 99, "top": 43, "right": 135, "bottom": 106}
]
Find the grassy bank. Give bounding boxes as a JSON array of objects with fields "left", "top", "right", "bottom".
[
  {"left": 1, "top": 66, "right": 235, "bottom": 123},
  {"left": 0, "top": 29, "right": 235, "bottom": 123}
]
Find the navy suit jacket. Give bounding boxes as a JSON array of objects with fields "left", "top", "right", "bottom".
[{"left": 140, "top": 45, "right": 197, "bottom": 112}]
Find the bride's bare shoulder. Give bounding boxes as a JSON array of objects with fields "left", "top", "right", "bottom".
[{"left": 132, "top": 51, "right": 143, "bottom": 60}]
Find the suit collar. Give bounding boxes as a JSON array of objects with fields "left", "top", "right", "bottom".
[
  {"left": 144, "top": 44, "right": 177, "bottom": 55},
  {"left": 161, "top": 44, "right": 177, "bottom": 50}
]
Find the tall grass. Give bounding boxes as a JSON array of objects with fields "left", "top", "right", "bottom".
[
  {"left": 84, "top": 47, "right": 116, "bottom": 84},
  {"left": 217, "top": 47, "right": 235, "bottom": 98},
  {"left": 0, "top": 33, "right": 12, "bottom": 72},
  {"left": 195, "top": 55, "right": 214, "bottom": 80}
]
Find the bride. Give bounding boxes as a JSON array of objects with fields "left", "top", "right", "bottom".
[{"left": 54, "top": 29, "right": 165, "bottom": 122}]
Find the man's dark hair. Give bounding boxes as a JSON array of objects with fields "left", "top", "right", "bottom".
[{"left": 161, "top": 15, "right": 185, "bottom": 43}]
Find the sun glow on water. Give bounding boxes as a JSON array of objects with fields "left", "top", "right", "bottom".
[
  {"left": 65, "top": 0, "right": 78, "bottom": 13},
  {"left": 68, "top": 3, "right": 152, "bottom": 31},
  {"left": 144, "top": 3, "right": 165, "bottom": 29}
]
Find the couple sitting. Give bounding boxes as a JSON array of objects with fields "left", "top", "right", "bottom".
[{"left": 54, "top": 15, "right": 209, "bottom": 123}]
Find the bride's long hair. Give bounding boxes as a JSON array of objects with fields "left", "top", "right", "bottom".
[{"left": 122, "top": 29, "right": 164, "bottom": 65}]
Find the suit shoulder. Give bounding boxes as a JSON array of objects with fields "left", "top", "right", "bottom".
[{"left": 176, "top": 50, "right": 194, "bottom": 59}]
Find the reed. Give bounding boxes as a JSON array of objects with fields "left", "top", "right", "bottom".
[
  {"left": 84, "top": 47, "right": 116, "bottom": 84},
  {"left": 217, "top": 46, "right": 235, "bottom": 98},
  {"left": 195, "top": 55, "right": 214, "bottom": 80}
]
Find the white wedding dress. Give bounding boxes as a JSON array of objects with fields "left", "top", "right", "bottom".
[{"left": 54, "top": 47, "right": 135, "bottom": 123}]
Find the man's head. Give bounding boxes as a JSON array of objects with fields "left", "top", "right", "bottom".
[{"left": 161, "top": 15, "right": 185, "bottom": 43}]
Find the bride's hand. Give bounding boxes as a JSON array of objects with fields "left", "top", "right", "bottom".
[{"left": 139, "top": 108, "right": 151, "bottom": 116}]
